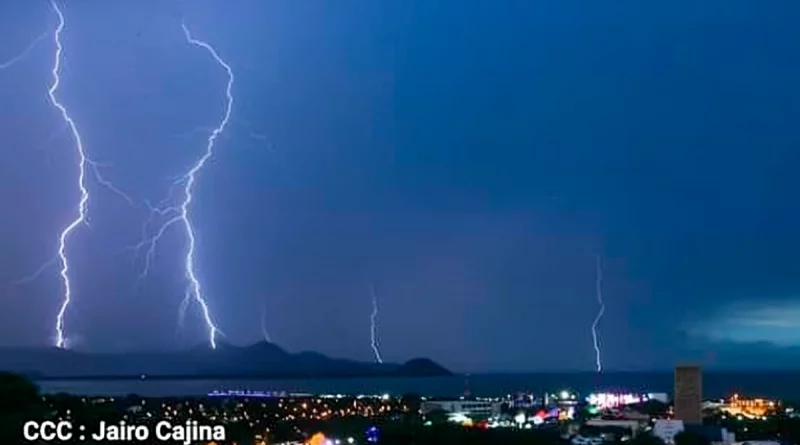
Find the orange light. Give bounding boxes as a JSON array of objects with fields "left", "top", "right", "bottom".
[{"left": 308, "top": 433, "right": 326, "bottom": 445}]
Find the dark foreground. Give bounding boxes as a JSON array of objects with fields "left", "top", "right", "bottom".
[
  {"left": 3, "top": 372, "right": 565, "bottom": 444},
  {"left": 3, "top": 373, "right": 800, "bottom": 444}
]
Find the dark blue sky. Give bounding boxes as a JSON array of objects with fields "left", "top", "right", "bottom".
[{"left": 1, "top": 0, "right": 799, "bottom": 372}]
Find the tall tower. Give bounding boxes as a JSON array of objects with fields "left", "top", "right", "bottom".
[{"left": 674, "top": 365, "right": 703, "bottom": 424}]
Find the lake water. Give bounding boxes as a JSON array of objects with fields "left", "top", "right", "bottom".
[{"left": 35, "top": 372, "right": 800, "bottom": 400}]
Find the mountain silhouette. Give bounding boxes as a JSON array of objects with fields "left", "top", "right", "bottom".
[{"left": 0, "top": 342, "right": 452, "bottom": 379}]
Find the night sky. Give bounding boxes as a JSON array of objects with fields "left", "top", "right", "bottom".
[{"left": 1, "top": 0, "right": 799, "bottom": 372}]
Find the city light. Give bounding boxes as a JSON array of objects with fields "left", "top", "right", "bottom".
[{"left": 586, "top": 393, "right": 649, "bottom": 409}]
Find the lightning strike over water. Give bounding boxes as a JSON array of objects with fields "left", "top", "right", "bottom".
[
  {"left": 47, "top": 0, "right": 88, "bottom": 349},
  {"left": 591, "top": 254, "right": 605, "bottom": 373},
  {"left": 369, "top": 283, "right": 384, "bottom": 364},
  {"left": 130, "top": 22, "right": 234, "bottom": 349}
]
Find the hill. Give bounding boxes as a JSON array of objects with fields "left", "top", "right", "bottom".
[{"left": 0, "top": 342, "right": 452, "bottom": 380}]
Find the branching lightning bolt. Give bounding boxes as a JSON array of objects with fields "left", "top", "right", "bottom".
[
  {"left": 128, "top": 22, "right": 233, "bottom": 349},
  {"left": 21, "top": 2, "right": 138, "bottom": 348},
  {"left": 15, "top": 160, "right": 133, "bottom": 286},
  {"left": 369, "top": 282, "right": 384, "bottom": 364},
  {"left": 591, "top": 254, "right": 605, "bottom": 373},
  {"left": 87, "top": 161, "right": 137, "bottom": 207},
  {"left": 47, "top": 0, "right": 87, "bottom": 349}
]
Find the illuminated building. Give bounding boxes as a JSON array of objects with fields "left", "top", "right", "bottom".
[
  {"left": 653, "top": 420, "right": 736, "bottom": 445},
  {"left": 421, "top": 399, "right": 502, "bottom": 418},
  {"left": 585, "top": 392, "right": 666, "bottom": 409},
  {"left": 720, "top": 394, "right": 778, "bottom": 419},
  {"left": 653, "top": 420, "right": 685, "bottom": 444},
  {"left": 586, "top": 393, "right": 650, "bottom": 409},
  {"left": 674, "top": 365, "right": 702, "bottom": 424},
  {"left": 208, "top": 390, "right": 290, "bottom": 398},
  {"left": 511, "top": 392, "right": 536, "bottom": 409},
  {"left": 647, "top": 393, "right": 669, "bottom": 403}
]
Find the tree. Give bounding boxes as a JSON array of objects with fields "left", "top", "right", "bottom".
[
  {"left": 400, "top": 393, "right": 422, "bottom": 412},
  {"left": 0, "top": 372, "right": 40, "bottom": 415},
  {"left": 628, "top": 432, "right": 667, "bottom": 445},
  {"left": 573, "top": 406, "right": 595, "bottom": 423},
  {"left": 0, "top": 373, "right": 46, "bottom": 442},
  {"left": 674, "top": 431, "right": 711, "bottom": 445}
]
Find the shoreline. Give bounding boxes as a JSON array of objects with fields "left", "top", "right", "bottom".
[
  {"left": 30, "top": 373, "right": 456, "bottom": 381},
  {"left": 28, "top": 369, "right": 800, "bottom": 381}
]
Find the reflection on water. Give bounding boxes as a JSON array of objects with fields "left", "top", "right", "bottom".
[{"left": 36, "top": 372, "right": 800, "bottom": 399}]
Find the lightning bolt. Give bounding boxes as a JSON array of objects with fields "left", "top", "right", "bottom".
[
  {"left": 128, "top": 21, "right": 233, "bottom": 349},
  {"left": 369, "top": 283, "right": 384, "bottom": 364},
  {"left": 591, "top": 254, "right": 605, "bottom": 373},
  {"left": 0, "top": 31, "right": 47, "bottom": 70},
  {"left": 15, "top": 159, "right": 134, "bottom": 288},
  {"left": 87, "top": 161, "right": 137, "bottom": 207},
  {"left": 46, "top": 0, "right": 87, "bottom": 349},
  {"left": 260, "top": 302, "right": 272, "bottom": 343},
  {"left": 37, "top": 1, "right": 138, "bottom": 348}
]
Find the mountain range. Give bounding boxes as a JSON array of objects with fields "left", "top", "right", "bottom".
[{"left": 0, "top": 341, "right": 452, "bottom": 380}]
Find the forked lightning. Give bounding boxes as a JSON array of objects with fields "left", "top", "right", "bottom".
[
  {"left": 129, "top": 22, "right": 234, "bottom": 349},
  {"left": 47, "top": 0, "right": 86, "bottom": 349},
  {"left": 29, "top": 1, "right": 136, "bottom": 348}
]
